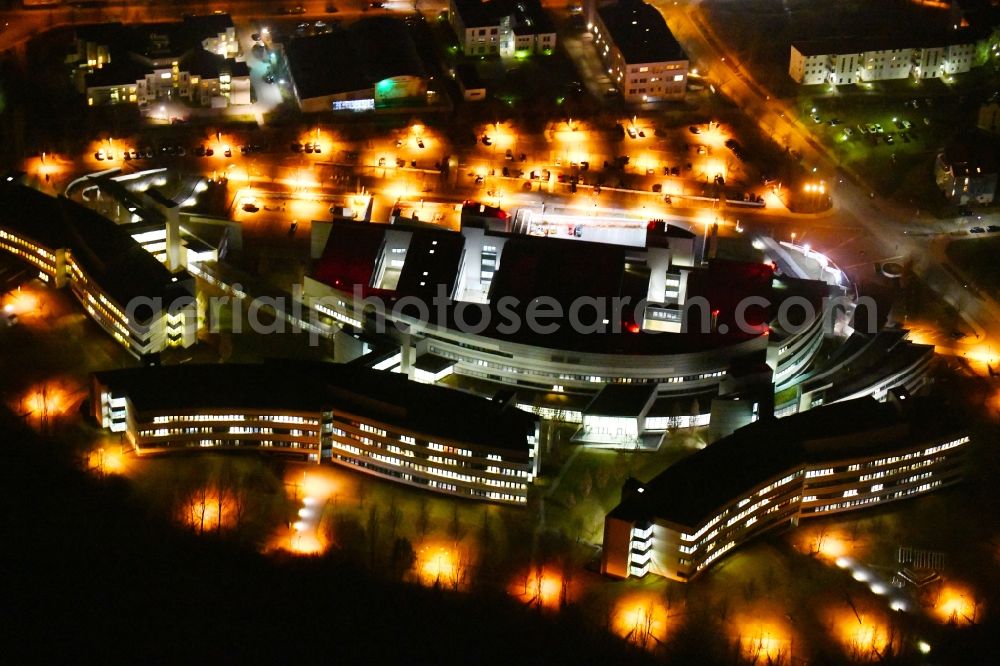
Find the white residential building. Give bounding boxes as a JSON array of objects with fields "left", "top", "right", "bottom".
[
  {"left": 588, "top": 0, "right": 689, "bottom": 103},
  {"left": 790, "top": 38, "right": 978, "bottom": 86}
]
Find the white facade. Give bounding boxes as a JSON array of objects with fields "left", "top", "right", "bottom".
[
  {"left": 589, "top": 1, "right": 688, "bottom": 103},
  {"left": 449, "top": 0, "right": 556, "bottom": 57},
  {"left": 790, "top": 41, "right": 977, "bottom": 86}
]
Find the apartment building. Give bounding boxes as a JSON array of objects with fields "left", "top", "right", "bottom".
[
  {"left": 449, "top": 0, "right": 556, "bottom": 57},
  {"left": 789, "top": 37, "right": 977, "bottom": 86},
  {"left": 587, "top": 0, "right": 688, "bottom": 103},
  {"left": 934, "top": 131, "right": 1000, "bottom": 204},
  {"left": 74, "top": 15, "right": 250, "bottom": 108}
]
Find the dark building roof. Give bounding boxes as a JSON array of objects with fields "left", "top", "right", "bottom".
[
  {"left": 312, "top": 221, "right": 386, "bottom": 290},
  {"left": 453, "top": 0, "right": 554, "bottom": 32},
  {"left": 94, "top": 361, "right": 537, "bottom": 452},
  {"left": 393, "top": 228, "right": 465, "bottom": 299},
  {"left": 0, "top": 184, "right": 190, "bottom": 314},
  {"left": 584, "top": 383, "right": 657, "bottom": 417},
  {"left": 455, "top": 63, "right": 484, "bottom": 90},
  {"left": 608, "top": 394, "right": 959, "bottom": 528},
  {"left": 75, "top": 21, "right": 128, "bottom": 45},
  {"left": 597, "top": 0, "right": 687, "bottom": 64},
  {"left": 183, "top": 48, "right": 248, "bottom": 79},
  {"left": 286, "top": 17, "right": 426, "bottom": 100},
  {"left": 311, "top": 221, "right": 830, "bottom": 356},
  {"left": 800, "top": 329, "right": 933, "bottom": 402},
  {"left": 489, "top": 234, "right": 630, "bottom": 305},
  {"left": 939, "top": 130, "right": 1000, "bottom": 176},
  {"left": 84, "top": 56, "right": 150, "bottom": 88},
  {"left": 414, "top": 353, "right": 456, "bottom": 374},
  {"left": 792, "top": 34, "right": 971, "bottom": 57},
  {"left": 181, "top": 13, "right": 235, "bottom": 36}
]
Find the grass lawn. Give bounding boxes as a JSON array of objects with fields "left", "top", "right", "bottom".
[
  {"left": 544, "top": 429, "right": 709, "bottom": 543},
  {"left": 945, "top": 236, "right": 1000, "bottom": 294}
]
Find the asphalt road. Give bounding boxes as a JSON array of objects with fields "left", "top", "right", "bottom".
[{"left": 655, "top": 0, "right": 1000, "bottom": 363}]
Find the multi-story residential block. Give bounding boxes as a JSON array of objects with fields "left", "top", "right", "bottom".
[
  {"left": 73, "top": 15, "right": 250, "bottom": 108},
  {"left": 448, "top": 0, "right": 556, "bottom": 57},
  {"left": 934, "top": 131, "right": 1000, "bottom": 204},
  {"left": 789, "top": 37, "right": 977, "bottom": 86},
  {"left": 601, "top": 391, "right": 969, "bottom": 581},
  {"left": 0, "top": 182, "right": 196, "bottom": 358},
  {"left": 91, "top": 361, "right": 540, "bottom": 505},
  {"left": 587, "top": 0, "right": 688, "bottom": 103}
]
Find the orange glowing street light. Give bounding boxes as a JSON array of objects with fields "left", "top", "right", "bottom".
[
  {"left": 934, "top": 584, "right": 980, "bottom": 625},
  {"left": 611, "top": 593, "right": 671, "bottom": 651},
  {"left": 510, "top": 567, "right": 565, "bottom": 609}
]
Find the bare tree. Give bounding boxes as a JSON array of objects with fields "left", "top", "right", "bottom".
[
  {"left": 366, "top": 504, "right": 381, "bottom": 569},
  {"left": 480, "top": 508, "right": 492, "bottom": 549},
  {"left": 186, "top": 485, "right": 213, "bottom": 534},
  {"left": 416, "top": 497, "right": 430, "bottom": 537},
  {"left": 448, "top": 503, "right": 464, "bottom": 543},
  {"left": 386, "top": 495, "right": 402, "bottom": 541},
  {"left": 389, "top": 536, "right": 416, "bottom": 580}
]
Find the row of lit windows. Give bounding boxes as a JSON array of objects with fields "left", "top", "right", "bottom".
[
  {"left": 428, "top": 343, "right": 732, "bottom": 386},
  {"left": 338, "top": 431, "right": 528, "bottom": 478},
  {"left": 0, "top": 240, "right": 55, "bottom": 274},
  {"left": 329, "top": 440, "right": 529, "bottom": 485},
  {"left": 334, "top": 442, "right": 527, "bottom": 502},
  {"left": 0, "top": 230, "right": 56, "bottom": 262},
  {"left": 677, "top": 439, "right": 967, "bottom": 553}
]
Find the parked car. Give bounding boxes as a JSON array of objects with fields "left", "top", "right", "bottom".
[{"left": 970, "top": 227, "right": 986, "bottom": 233}]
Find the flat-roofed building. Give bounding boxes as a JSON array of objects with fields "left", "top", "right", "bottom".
[
  {"left": 73, "top": 15, "right": 248, "bottom": 108},
  {"left": 783, "top": 329, "right": 935, "bottom": 416},
  {"left": 935, "top": 130, "right": 1000, "bottom": 204},
  {"left": 455, "top": 63, "right": 486, "bottom": 101},
  {"left": 91, "top": 361, "right": 540, "bottom": 504},
  {"left": 601, "top": 392, "right": 969, "bottom": 581},
  {"left": 575, "top": 383, "right": 660, "bottom": 448},
  {"left": 587, "top": 0, "right": 688, "bottom": 103},
  {"left": 286, "top": 17, "right": 427, "bottom": 113},
  {"left": 300, "top": 218, "right": 836, "bottom": 439},
  {"left": 789, "top": 36, "right": 978, "bottom": 86},
  {"left": 449, "top": 0, "right": 556, "bottom": 57},
  {"left": 0, "top": 183, "right": 196, "bottom": 358}
]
